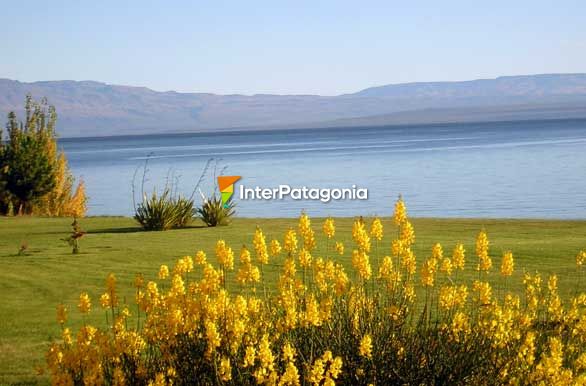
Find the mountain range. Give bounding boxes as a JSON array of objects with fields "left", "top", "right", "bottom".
[{"left": 1, "top": 74, "right": 586, "bottom": 137}]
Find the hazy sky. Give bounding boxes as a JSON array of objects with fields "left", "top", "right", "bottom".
[{"left": 1, "top": 0, "right": 584, "bottom": 95}]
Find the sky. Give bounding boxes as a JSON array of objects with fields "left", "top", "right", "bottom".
[{"left": 1, "top": 0, "right": 584, "bottom": 96}]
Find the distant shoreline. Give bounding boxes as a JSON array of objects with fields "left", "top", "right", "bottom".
[{"left": 57, "top": 116, "right": 586, "bottom": 141}]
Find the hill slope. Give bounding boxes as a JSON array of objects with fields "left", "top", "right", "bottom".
[{"left": 1, "top": 74, "right": 586, "bottom": 137}]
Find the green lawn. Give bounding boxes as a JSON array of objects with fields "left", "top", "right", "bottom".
[{"left": 1, "top": 216, "right": 586, "bottom": 385}]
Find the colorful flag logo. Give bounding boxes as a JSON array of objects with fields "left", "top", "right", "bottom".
[{"left": 217, "top": 176, "right": 241, "bottom": 208}]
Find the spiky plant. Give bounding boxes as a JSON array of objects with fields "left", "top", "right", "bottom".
[
  {"left": 196, "top": 195, "right": 235, "bottom": 227},
  {"left": 134, "top": 189, "right": 194, "bottom": 231}
]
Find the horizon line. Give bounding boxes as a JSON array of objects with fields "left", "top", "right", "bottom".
[{"left": 2, "top": 72, "right": 585, "bottom": 98}]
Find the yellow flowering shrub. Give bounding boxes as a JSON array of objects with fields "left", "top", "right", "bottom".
[{"left": 46, "top": 199, "right": 586, "bottom": 385}]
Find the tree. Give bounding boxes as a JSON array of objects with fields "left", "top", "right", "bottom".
[
  {"left": 1, "top": 102, "right": 57, "bottom": 214},
  {"left": 0, "top": 125, "right": 7, "bottom": 214},
  {"left": 0, "top": 95, "right": 87, "bottom": 216},
  {"left": 34, "top": 128, "right": 87, "bottom": 217}
]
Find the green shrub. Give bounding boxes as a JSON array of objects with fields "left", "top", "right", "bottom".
[
  {"left": 134, "top": 189, "right": 194, "bottom": 231},
  {"left": 45, "top": 203, "right": 586, "bottom": 385},
  {"left": 1, "top": 107, "right": 57, "bottom": 215},
  {"left": 196, "top": 195, "right": 235, "bottom": 227},
  {"left": 62, "top": 218, "right": 85, "bottom": 254},
  {"left": 1, "top": 95, "right": 86, "bottom": 217}
]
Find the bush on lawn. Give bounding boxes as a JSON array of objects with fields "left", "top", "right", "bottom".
[
  {"left": 134, "top": 188, "right": 194, "bottom": 231},
  {"left": 196, "top": 194, "right": 235, "bottom": 227},
  {"left": 0, "top": 95, "right": 87, "bottom": 216},
  {"left": 46, "top": 198, "right": 586, "bottom": 385}
]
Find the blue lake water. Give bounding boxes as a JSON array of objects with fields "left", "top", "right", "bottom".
[{"left": 60, "top": 119, "right": 586, "bottom": 219}]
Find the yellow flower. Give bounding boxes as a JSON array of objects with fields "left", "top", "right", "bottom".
[
  {"left": 391, "top": 239, "right": 404, "bottom": 257},
  {"left": 253, "top": 227, "right": 269, "bottom": 264},
  {"left": 333, "top": 266, "right": 349, "bottom": 295},
  {"left": 200, "top": 263, "right": 221, "bottom": 294},
  {"left": 100, "top": 292, "right": 111, "bottom": 308},
  {"left": 403, "top": 283, "right": 416, "bottom": 303},
  {"left": 172, "top": 256, "right": 192, "bottom": 276},
  {"left": 378, "top": 255, "right": 394, "bottom": 280},
  {"left": 158, "top": 264, "right": 169, "bottom": 280},
  {"left": 476, "top": 230, "right": 492, "bottom": 272},
  {"left": 440, "top": 257, "right": 453, "bottom": 276},
  {"left": 216, "top": 240, "right": 234, "bottom": 270},
  {"left": 309, "top": 351, "right": 342, "bottom": 385},
  {"left": 240, "top": 245, "right": 252, "bottom": 264},
  {"left": 51, "top": 207, "right": 586, "bottom": 385},
  {"left": 219, "top": 356, "right": 232, "bottom": 381},
  {"left": 298, "top": 248, "right": 312, "bottom": 268},
  {"left": 359, "top": 334, "right": 373, "bottom": 358},
  {"left": 302, "top": 295, "right": 321, "bottom": 327},
  {"left": 575, "top": 352, "right": 586, "bottom": 371},
  {"left": 472, "top": 280, "right": 492, "bottom": 305},
  {"left": 352, "top": 219, "right": 371, "bottom": 252},
  {"left": 399, "top": 220, "right": 415, "bottom": 245},
  {"left": 309, "top": 357, "right": 326, "bottom": 385},
  {"left": 500, "top": 251, "right": 514, "bottom": 277},
  {"left": 194, "top": 250, "right": 207, "bottom": 265},
  {"left": 78, "top": 292, "right": 91, "bottom": 314},
  {"left": 393, "top": 196, "right": 407, "bottom": 225},
  {"left": 282, "top": 342, "right": 296, "bottom": 362},
  {"left": 548, "top": 274, "right": 557, "bottom": 292},
  {"left": 170, "top": 274, "right": 185, "bottom": 296},
  {"left": 401, "top": 248, "right": 417, "bottom": 275},
  {"left": 121, "top": 306, "right": 131, "bottom": 318},
  {"left": 243, "top": 345, "right": 256, "bottom": 367},
  {"left": 352, "top": 249, "right": 372, "bottom": 281},
  {"left": 421, "top": 257, "right": 438, "bottom": 287},
  {"left": 205, "top": 320, "right": 221, "bottom": 355},
  {"left": 284, "top": 229, "right": 298, "bottom": 254},
  {"left": 329, "top": 355, "right": 343, "bottom": 379},
  {"left": 370, "top": 217, "right": 383, "bottom": 241},
  {"left": 334, "top": 241, "right": 344, "bottom": 255},
  {"left": 303, "top": 228, "right": 316, "bottom": 251},
  {"left": 322, "top": 217, "right": 335, "bottom": 239},
  {"left": 531, "top": 337, "right": 567, "bottom": 384},
  {"left": 280, "top": 257, "right": 297, "bottom": 291},
  {"left": 298, "top": 212, "right": 316, "bottom": 250},
  {"left": 62, "top": 328, "right": 72, "bottom": 345},
  {"left": 237, "top": 246, "right": 261, "bottom": 285},
  {"left": 299, "top": 212, "right": 312, "bottom": 235},
  {"left": 257, "top": 334, "right": 275, "bottom": 370},
  {"left": 576, "top": 250, "right": 586, "bottom": 268},
  {"left": 56, "top": 304, "right": 67, "bottom": 325},
  {"left": 515, "top": 331, "right": 536, "bottom": 369},
  {"left": 432, "top": 243, "right": 443, "bottom": 260},
  {"left": 149, "top": 373, "right": 166, "bottom": 386},
  {"left": 439, "top": 285, "right": 468, "bottom": 310},
  {"left": 270, "top": 239, "right": 282, "bottom": 257},
  {"left": 280, "top": 361, "right": 300, "bottom": 385},
  {"left": 450, "top": 312, "right": 470, "bottom": 342},
  {"left": 134, "top": 273, "right": 144, "bottom": 289},
  {"left": 452, "top": 243, "right": 466, "bottom": 270},
  {"left": 77, "top": 324, "right": 97, "bottom": 344}
]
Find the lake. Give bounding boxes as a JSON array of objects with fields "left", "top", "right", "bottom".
[{"left": 60, "top": 119, "right": 586, "bottom": 219}]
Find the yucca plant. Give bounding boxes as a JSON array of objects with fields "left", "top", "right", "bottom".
[
  {"left": 196, "top": 194, "right": 235, "bottom": 227},
  {"left": 173, "top": 196, "right": 196, "bottom": 228},
  {"left": 134, "top": 189, "right": 194, "bottom": 231}
]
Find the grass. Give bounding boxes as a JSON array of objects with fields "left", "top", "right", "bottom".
[{"left": 1, "top": 216, "right": 586, "bottom": 385}]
